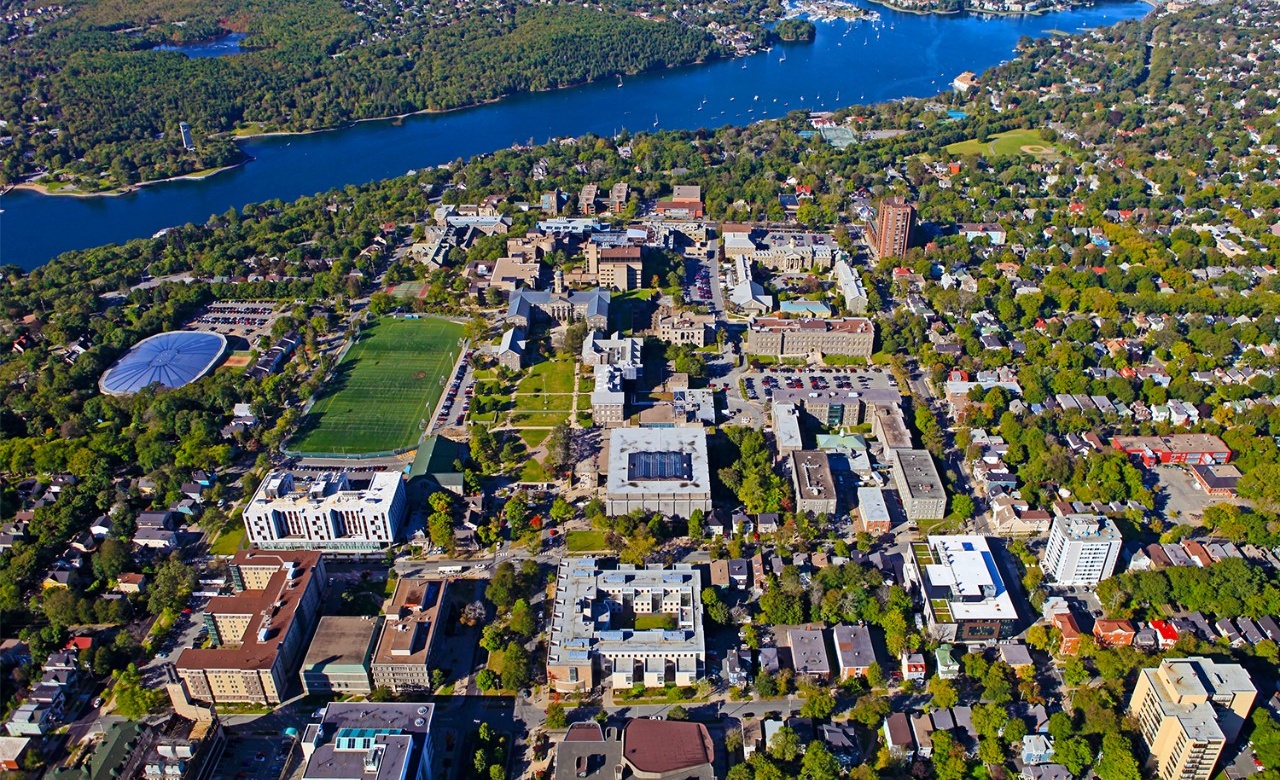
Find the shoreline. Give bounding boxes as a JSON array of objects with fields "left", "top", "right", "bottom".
[
  {"left": 9, "top": 55, "right": 725, "bottom": 199},
  {"left": 860, "top": 0, "right": 1110, "bottom": 17},
  {"left": 7, "top": 160, "right": 248, "bottom": 199}
]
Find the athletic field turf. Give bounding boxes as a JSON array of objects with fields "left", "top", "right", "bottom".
[{"left": 291, "top": 317, "right": 465, "bottom": 455}]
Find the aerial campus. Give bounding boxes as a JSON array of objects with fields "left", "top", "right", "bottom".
[{"left": 7, "top": 0, "right": 1280, "bottom": 779}]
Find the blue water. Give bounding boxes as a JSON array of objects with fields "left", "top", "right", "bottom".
[
  {"left": 0, "top": 1, "right": 1150, "bottom": 270},
  {"left": 947, "top": 109, "right": 969, "bottom": 119},
  {"left": 153, "top": 33, "right": 247, "bottom": 58}
]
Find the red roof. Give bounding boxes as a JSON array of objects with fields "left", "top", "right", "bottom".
[{"left": 1150, "top": 620, "right": 1178, "bottom": 643}]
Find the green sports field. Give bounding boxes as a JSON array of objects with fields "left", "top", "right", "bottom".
[{"left": 290, "top": 317, "right": 465, "bottom": 455}]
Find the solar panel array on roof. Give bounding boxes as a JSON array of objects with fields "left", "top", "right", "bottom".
[
  {"left": 627, "top": 451, "right": 691, "bottom": 481},
  {"left": 99, "top": 331, "right": 227, "bottom": 395}
]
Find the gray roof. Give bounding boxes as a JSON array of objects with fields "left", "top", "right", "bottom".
[{"left": 301, "top": 703, "right": 433, "bottom": 780}]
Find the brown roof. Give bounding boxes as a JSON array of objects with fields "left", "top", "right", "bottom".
[
  {"left": 372, "top": 578, "right": 447, "bottom": 668},
  {"left": 601, "top": 246, "right": 641, "bottom": 260},
  {"left": 178, "top": 550, "right": 322, "bottom": 672},
  {"left": 750, "top": 317, "right": 873, "bottom": 334},
  {"left": 622, "top": 720, "right": 713, "bottom": 775}
]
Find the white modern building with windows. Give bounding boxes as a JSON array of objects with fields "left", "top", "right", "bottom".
[
  {"left": 1042, "top": 514, "right": 1123, "bottom": 587},
  {"left": 546, "top": 558, "right": 706, "bottom": 693},
  {"left": 244, "top": 470, "right": 405, "bottom": 554}
]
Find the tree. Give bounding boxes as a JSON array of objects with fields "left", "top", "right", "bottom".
[
  {"left": 461, "top": 600, "right": 487, "bottom": 626},
  {"left": 501, "top": 642, "right": 531, "bottom": 691},
  {"left": 928, "top": 674, "right": 959, "bottom": 709},
  {"left": 866, "top": 661, "right": 885, "bottom": 689},
  {"left": 755, "top": 670, "right": 779, "bottom": 698},
  {"left": 148, "top": 556, "right": 196, "bottom": 616},
  {"left": 930, "top": 730, "right": 968, "bottom": 780},
  {"left": 476, "top": 669, "right": 499, "bottom": 691},
  {"left": 549, "top": 497, "right": 574, "bottom": 524},
  {"left": 687, "top": 509, "right": 704, "bottom": 539},
  {"left": 429, "top": 511, "right": 456, "bottom": 553},
  {"left": 112, "top": 664, "right": 164, "bottom": 719},
  {"left": 801, "top": 741, "right": 841, "bottom": 780},
  {"left": 1054, "top": 737, "right": 1092, "bottom": 776},
  {"left": 510, "top": 599, "right": 537, "bottom": 638},
  {"left": 667, "top": 705, "right": 689, "bottom": 721},
  {"left": 487, "top": 561, "right": 518, "bottom": 609},
  {"left": 768, "top": 726, "right": 800, "bottom": 762},
  {"left": 1095, "top": 733, "right": 1142, "bottom": 780},
  {"left": 546, "top": 701, "right": 568, "bottom": 729},
  {"left": 800, "top": 685, "right": 836, "bottom": 720},
  {"left": 94, "top": 538, "right": 132, "bottom": 582}
]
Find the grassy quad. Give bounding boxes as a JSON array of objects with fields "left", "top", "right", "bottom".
[
  {"left": 291, "top": 317, "right": 465, "bottom": 455},
  {"left": 566, "top": 530, "right": 608, "bottom": 552}
]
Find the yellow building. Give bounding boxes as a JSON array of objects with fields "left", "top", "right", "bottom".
[
  {"left": 1128, "top": 658, "right": 1256, "bottom": 780},
  {"left": 176, "top": 550, "right": 326, "bottom": 705}
]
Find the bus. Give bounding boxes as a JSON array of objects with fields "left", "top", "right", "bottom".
[{"left": 438, "top": 565, "right": 466, "bottom": 575}]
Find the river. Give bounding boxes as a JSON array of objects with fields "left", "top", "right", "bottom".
[{"left": 0, "top": 0, "right": 1150, "bottom": 270}]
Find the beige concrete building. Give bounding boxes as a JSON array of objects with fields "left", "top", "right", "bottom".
[
  {"left": 177, "top": 551, "right": 326, "bottom": 704},
  {"left": 655, "top": 311, "right": 714, "bottom": 347},
  {"left": 889, "top": 449, "right": 946, "bottom": 521},
  {"left": 871, "top": 405, "right": 913, "bottom": 450},
  {"left": 547, "top": 559, "right": 705, "bottom": 693},
  {"left": 587, "top": 245, "right": 643, "bottom": 291},
  {"left": 300, "top": 616, "right": 378, "bottom": 696},
  {"left": 371, "top": 578, "right": 448, "bottom": 694},
  {"left": 745, "top": 317, "right": 875, "bottom": 359},
  {"left": 604, "top": 428, "right": 712, "bottom": 518},
  {"left": 1129, "top": 658, "right": 1256, "bottom": 780},
  {"left": 791, "top": 450, "right": 838, "bottom": 516}
]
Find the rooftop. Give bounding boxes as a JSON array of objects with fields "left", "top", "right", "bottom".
[
  {"left": 605, "top": 428, "right": 710, "bottom": 498},
  {"left": 178, "top": 550, "right": 321, "bottom": 672},
  {"left": 547, "top": 559, "right": 705, "bottom": 667},
  {"left": 890, "top": 449, "right": 945, "bottom": 499},
  {"left": 749, "top": 317, "right": 873, "bottom": 334},
  {"left": 622, "top": 719, "right": 713, "bottom": 775},
  {"left": 372, "top": 579, "right": 446, "bottom": 669},
  {"left": 916, "top": 536, "right": 1017, "bottom": 623},
  {"left": 788, "top": 628, "right": 831, "bottom": 676},
  {"left": 302, "top": 616, "right": 379, "bottom": 672},
  {"left": 301, "top": 703, "right": 433, "bottom": 780}
]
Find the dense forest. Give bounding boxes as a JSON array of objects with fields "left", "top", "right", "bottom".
[{"left": 1, "top": 0, "right": 722, "bottom": 189}]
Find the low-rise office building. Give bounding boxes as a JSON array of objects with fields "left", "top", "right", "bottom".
[
  {"left": 745, "top": 317, "right": 875, "bottom": 359},
  {"left": 906, "top": 536, "right": 1018, "bottom": 643},
  {"left": 244, "top": 471, "right": 405, "bottom": 554},
  {"left": 300, "top": 703, "right": 435, "bottom": 780},
  {"left": 371, "top": 579, "right": 448, "bottom": 694},
  {"left": 889, "top": 449, "right": 947, "bottom": 521},
  {"left": 773, "top": 403, "right": 804, "bottom": 457},
  {"left": 604, "top": 428, "right": 712, "bottom": 518},
  {"left": 177, "top": 551, "right": 326, "bottom": 704},
  {"left": 791, "top": 450, "right": 838, "bottom": 516},
  {"left": 857, "top": 487, "right": 892, "bottom": 535},
  {"left": 547, "top": 559, "right": 705, "bottom": 693},
  {"left": 300, "top": 616, "right": 379, "bottom": 696}
]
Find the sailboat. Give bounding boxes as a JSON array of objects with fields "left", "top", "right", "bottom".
[
  {"left": 780, "top": 51, "right": 787, "bottom": 62},
  {"left": 617, "top": 74, "right": 623, "bottom": 87},
  {"left": 653, "top": 114, "right": 659, "bottom": 127}
]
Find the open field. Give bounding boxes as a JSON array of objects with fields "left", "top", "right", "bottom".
[
  {"left": 566, "top": 530, "right": 608, "bottom": 552},
  {"left": 512, "top": 393, "right": 575, "bottom": 412},
  {"left": 510, "top": 411, "right": 571, "bottom": 427},
  {"left": 291, "top": 317, "right": 464, "bottom": 455},
  {"left": 944, "top": 128, "right": 1067, "bottom": 159},
  {"left": 516, "top": 359, "right": 576, "bottom": 395},
  {"left": 209, "top": 526, "right": 246, "bottom": 556}
]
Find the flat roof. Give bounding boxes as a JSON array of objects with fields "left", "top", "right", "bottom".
[
  {"left": 788, "top": 628, "right": 831, "bottom": 675},
  {"left": 858, "top": 488, "right": 891, "bottom": 525},
  {"left": 547, "top": 559, "right": 705, "bottom": 665},
  {"left": 773, "top": 403, "right": 804, "bottom": 452},
  {"left": 302, "top": 616, "right": 378, "bottom": 672},
  {"left": 372, "top": 579, "right": 446, "bottom": 669},
  {"left": 605, "top": 428, "right": 710, "bottom": 498},
  {"left": 749, "top": 317, "right": 873, "bottom": 334},
  {"left": 302, "top": 702, "right": 433, "bottom": 780},
  {"left": 791, "top": 451, "right": 836, "bottom": 503},
  {"left": 918, "top": 536, "right": 1017, "bottom": 622},
  {"left": 890, "top": 449, "right": 945, "bottom": 499},
  {"left": 1113, "top": 434, "right": 1230, "bottom": 454},
  {"left": 833, "top": 624, "right": 876, "bottom": 670}
]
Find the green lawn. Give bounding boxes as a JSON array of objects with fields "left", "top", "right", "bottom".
[
  {"left": 516, "top": 359, "right": 576, "bottom": 395},
  {"left": 209, "top": 526, "right": 246, "bottom": 555},
  {"left": 634, "top": 614, "right": 677, "bottom": 631},
  {"left": 566, "top": 530, "right": 608, "bottom": 552},
  {"left": 519, "top": 458, "right": 551, "bottom": 482},
  {"left": 944, "top": 128, "right": 1067, "bottom": 159},
  {"left": 510, "top": 411, "right": 571, "bottom": 427},
  {"left": 291, "top": 317, "right": 465, "bottom": 455},
  {"left": 520, "top": 429, "right": 552, "bottom": 449},
  {"left": 512, "top": 393, "right": 575, "bottom": 412}
]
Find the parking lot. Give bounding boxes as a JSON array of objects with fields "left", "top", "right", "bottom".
[
  {"left": 1153, "top": 465, "right": 1224, "bottom": 523},
  {"left": 186, "top": 301, "right": 284, "bottom": 342},
  {"left": 430, "top": 347, "right": 475, "bottom": 434},
  {"left": 741, "top": 367, "right": 898, "bottom": 403}
]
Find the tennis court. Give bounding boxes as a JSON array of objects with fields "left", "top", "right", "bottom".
[{"left": 290, "top": 317, "right": 465, "bottom": 455}]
